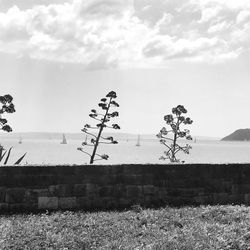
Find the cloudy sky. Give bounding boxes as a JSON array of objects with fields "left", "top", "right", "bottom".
[{"left": 1, "top": 0, "right": 250, "bottom": 137}]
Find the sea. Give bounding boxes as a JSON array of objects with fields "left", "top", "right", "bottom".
[{"left": 1, "top": 134, "right": 250, "bottom": 165}]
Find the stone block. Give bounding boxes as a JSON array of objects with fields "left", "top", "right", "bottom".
[
  {"left": 143, "top": 195, "right": 154, "bottom": 205},
  {"left": 77, "top": 197, "right": 99, "bottom": 209},
  {"left": 240, "top": 185, "right": 250, "bottom": 193},
  {"left": 86, "top": 183, "right": 97, "bottom": 194},
  {"left": 167, "top": 189, "right": 182, "bottom": 197},
  {"left": 244, "top": 194, "right": 250, "bottom": 205},
  {"left": 59, "top": 197, "right": 77, "bottom": 209},
  {"left": 5, "top": 188, "right": 26, "bottom": 203},
  {"left": 213, "top": 193, "right": 230, "bottom": 204},
  {"left": 24, "top": 190, "right": 38, "bottom": 204},
  {"left": 179, "top": 188, "right": 199, "bottom": 197},
  {"left": 48, "top": 185, "right": 60, "bottom": 196},
  {"left": 194, "top": 196, "right": 207, "bottom": 204},
  {"left": 104, "top": 199, "right": 118, "bottom": 209},
  {"left": 158, "top": 188, "right": 168, "bottom": 199},
  {"left": 58, "top": 175, "right": 81, "bottom": 184},
  {"left": 0, "top": 187, "right": 6, "bottom": 202},
  {"left": 77, "top": 197, "right": 89, "bottom": 208},
  {"left": 62, "top": 185, "right": 74, "bottom": 197},
  {"left": 99, "top": 186, "right": 113, "bottom": 197},
  {"left": 0, "top": 203, "right": 8, "bottom": 211},
  {"left": 92, "top": 198, "right": 106, "bottom": 209},
  {"left": 124, "top": 175, "right": 143, "bottom": 185},
  {"left": 126, "top": 185, "right": 142, "bottom": 198},
  {"left": 38, "top": 197, "right": 58, "bottom": 209},
  {"left": 167, "top": 196, "right": 194, "bottom": 206},
  {"left": 113, "top": 185, "right": 126, "bottom": 197},
  {"left": 142, "top": 174, "right": 154, "bottom": 185},
  {"left": 231, "top": 185, "right": 239, "bottom": 195},
  {"left": 57, "top": 185, "right": 73, "bottom": 197},
  {"left": 33, "top": 188, "right": 49, "bottom": 197},
  {"left": 74, "top": 184, "right": 87, "bottom": 196},
  {"left": 143, "top": 185, "right": 155, "bottom": 195},
  {"left": 36, "top": 175, "right": 58, "bottom": 186},
  {"left": 91, "top": 175, "right": 110, "bottom": 185},
  {"left": 119, "top": 198, "right": 132, "bottom": 208},
  {"left": 220, "top": 181, "right": 233, "bottom": 193},
  {"left": 9, "top": 203, "right": 27, "bottom": 211},
  {"left": 228, "top": 194, "right": 243, "bottom": 204}
]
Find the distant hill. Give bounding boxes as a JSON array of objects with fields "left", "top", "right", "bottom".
[{"left": 221, "top": 129, "right": 250, "bottom": 141}]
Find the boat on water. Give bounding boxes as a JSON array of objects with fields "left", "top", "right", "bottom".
[
  {"left": 61, "top": 134, "right": 67, "bottom": 144},
  {"left": 136, "top": 134, "right": 141, "bottom": 146},
  {"left": 18, "top": 136, "right": 22, "bottom": 144}
]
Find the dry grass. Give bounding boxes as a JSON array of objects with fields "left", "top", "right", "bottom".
[{"left": 1, "top": 205, "right": 250, "bottom": 249}]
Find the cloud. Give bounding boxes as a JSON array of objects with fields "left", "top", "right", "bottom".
[
  {"left": 207, "top": 21, "right": 232, "bottom": 34},
  {"left": 75, "top": 0, "right": 133, "bottom": 18},
  {"left": 0, "top": 0, "right": 250, "bottom": 69},
  {"left": 143, "top": 36, "right": 225, "bottom": 62},
  {"left": 236, "top": 10, "right": 250, "bottom": 24},
  {"left": 198, "top": 6, "right": 222, "bottom": 23},
  {"left": 0, "top": 0, "right": 72, "bottom": 11},
  {"left": 0, "top": 6, "right": 29, "bottom": 41}
]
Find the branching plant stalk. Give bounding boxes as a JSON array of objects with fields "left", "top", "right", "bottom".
[
  {"left": 90, "top": 97, "right": 112, "bottom": 164},
  {"left": 78, "top": 91, "right": 120, "bottom": 164},
  {"left": 157, "top": 105, "right": 193, "bottom": 163}
]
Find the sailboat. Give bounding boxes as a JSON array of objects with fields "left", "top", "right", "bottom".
[
  {"left": 61, "top": 134, "right": 67, "bottom": 144},
  {"left": 18, "top": 136, "right": 22, "bottom": 144},
  {"left": 135, "top": 134, "right": 141, "bottom": 146}
]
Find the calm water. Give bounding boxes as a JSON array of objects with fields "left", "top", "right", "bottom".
[{"left": 1, "top": 138, "right": 250, "bottom": 165}]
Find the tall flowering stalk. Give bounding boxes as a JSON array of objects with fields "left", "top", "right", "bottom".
[
  {"left": 157, "top": 105, "right": 193, "bottom": 163},
  {"left": 78, "top": 91, "right": 120, "bottom": 164},
  {"left": 0, "top": 94, "right": 15, "bottom": 132}
]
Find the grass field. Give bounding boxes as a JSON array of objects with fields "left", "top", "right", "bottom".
[{"left": 1, "top": 205, "right": 250, "bottom": 249}]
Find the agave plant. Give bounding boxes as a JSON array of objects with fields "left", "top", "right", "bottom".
[
  {"left": 0, "top": 94, "right": 27, "bottom": 165},
  {"left": 157, "top": 105, "right": 193, "bottom": 163},
  {"left": 0, "top": 145, "right": 26, "bottom": 165},
  {"left": 78, "top": 91, "right": 120, "bottom": 164}
]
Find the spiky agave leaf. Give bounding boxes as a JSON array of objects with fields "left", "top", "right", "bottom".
[
  {"left": 4, "top": 147, "right": 13, "bottom": 165},
  {"left": 14, "top": 153, "right": 27, "bottom": 165},
  {"left": 0, "top": 151, "right": 7, "bottom": 162},
  {"left": 0, "top": 146, "right": 5, "bottom": 162}
]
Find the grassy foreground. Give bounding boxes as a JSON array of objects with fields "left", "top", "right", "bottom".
[{"left": 1, "top": 205, "right": 250, "bottom": 249}]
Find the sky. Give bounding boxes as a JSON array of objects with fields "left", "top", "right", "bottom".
[{"left": 1, "top": 0, "right": 250, "bottom": 138}]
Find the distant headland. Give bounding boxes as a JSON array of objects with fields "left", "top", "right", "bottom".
[{"left": 221, "top": 129, "right": 250, "bottom": 141}]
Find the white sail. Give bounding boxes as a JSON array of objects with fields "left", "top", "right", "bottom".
[
  {"left": 136, "top": 134, "right": 140, "bottom": 146},
  {"left": 61, "top": 134, "right": 67, "bottom": 144}
]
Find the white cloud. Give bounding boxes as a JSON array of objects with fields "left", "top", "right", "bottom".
[
  {"left": 198, "top": 6, "right": 222, "bottom": 23},
  {"left": 0, "top": 0, "right": 250, "bottom": 69},
  {"left": 143, "top": 36, "right": 224, "bottom": 62},
  {"left": 155, "top": 13, "right": 173, "bottom": 34},
  {"left": 236, "top": 10, "right": 250, "bottom": 24},
  {"left": 191, "top": 0, "right": 250, "bottom": 10},
  {"left": 207, "top": 21, "right": 232, "bottom": 34},
  {"left": 0, "top": 6, "right": 29, "bottom": 41}
]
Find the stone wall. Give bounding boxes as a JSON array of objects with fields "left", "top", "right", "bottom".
[{"left": 0, "top": 163, "right": 250, "bottom": 212}]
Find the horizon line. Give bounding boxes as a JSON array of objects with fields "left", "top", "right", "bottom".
[{"left": 1, "top": 131, "right": 222, "bottom": 139}]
